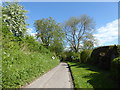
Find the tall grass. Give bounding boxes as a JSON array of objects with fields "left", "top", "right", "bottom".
[{"left": 2, "top": 37, "right": 59, "bottom": 88}]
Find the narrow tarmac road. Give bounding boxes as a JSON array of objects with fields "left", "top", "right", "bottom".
[{"left": 24, "top": 62, "right": 74, "bottom": 88}]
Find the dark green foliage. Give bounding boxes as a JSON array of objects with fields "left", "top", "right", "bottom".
[
  {"left": 72, "top": 52, "right": 80, "bottom": 61},
  {"left": 117, "top": 45, "right": 120, "bottom": 56},
  {"left": 63, "top": 51, "right": 73, "bottom": 61},
  {"left": 111, "top": 57, "right": 120, "bottom": 85},
  {"left": 60, "top": 51, "right": 68, "bottom": 61},
  {"left": 85, "top": 45, "right": 120, "bottom": 86},
  {"left": 60, "top": 51, "right": 80, "bottom": 62},
  {"left": 90, "top": 45, "right": 118, "bottom": 70},
  {"left": 80, "top": 50, "right": 92, "bottom": 63}
]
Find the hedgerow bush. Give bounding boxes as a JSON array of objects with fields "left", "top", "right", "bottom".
[
  {"left": 89, "top": 45, "right": 120, "bottom": 70},
  {"left": 60, "top": 51, "right": 80, "bottom": 62},
  {"left": 60, "top": 51, "right": 67, "bottom": 61},
  {"left": 21, "top": 35, "right": 50, "bottom": 54},
  {"left": 111, "top": 57, "right": 120, "bottom": 84},
  {"left": 60, "top": 51, "right": 71, "bottom": 61},
  {"left": 72, "top": 52, "right": 80, "bottom": 62},
  {"left": 80, "top": 50, "right": 93, "bottom": 63},
  {"left": 59, "top": 51, "right": 79, "bottom": 62},
  {"left": 117, "top": 45, "right": 120, "bottom": 56}
]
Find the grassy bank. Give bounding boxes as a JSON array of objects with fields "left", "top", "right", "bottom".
[
  {"left": 2, "top": 40, "right": 60, "bottom": 88},
  {"left": 2, "top": 50, "right": 59, "bottom": 88},
  {"left": 68, "top": 62, "right": 118, "bottom": 88}
]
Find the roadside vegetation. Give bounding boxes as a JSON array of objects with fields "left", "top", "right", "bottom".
[
  {"left": 2, "top": 2, "right": 60, "bottom": 88},
  {"left": 67, "top": 45, "right": 120, "bottom": 88},
  {"left": 3, "top": 46, "right": 59, "bottom": 88},
  {"left": 1, "top": 2, "right": 120, "bottom": 88}
]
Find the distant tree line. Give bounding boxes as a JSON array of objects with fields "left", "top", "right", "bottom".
[{"left": 34, "top": 16, "right": 97, "bottom": 55}]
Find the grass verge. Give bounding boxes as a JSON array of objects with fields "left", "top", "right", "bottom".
[{"left": 68, "top": 62, "right": 118, "bottom": 88}]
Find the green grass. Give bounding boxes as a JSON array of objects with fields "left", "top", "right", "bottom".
[
  {"left": 68, "top": 62, "right": 118, "bottom": 88},
  {"left": 2, "top": 35, "right": 60, "bottom": 88},
  {"left": 2, "top": 48, "right": 59, "bottom": 88}
]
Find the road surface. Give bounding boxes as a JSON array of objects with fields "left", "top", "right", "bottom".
[{"left": 23, "top": 62, "right": 74, "bottom": 88}]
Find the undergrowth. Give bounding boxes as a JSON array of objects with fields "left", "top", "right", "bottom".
[{"left": 2, "top": 37, "right": 59, "bottom": 88}]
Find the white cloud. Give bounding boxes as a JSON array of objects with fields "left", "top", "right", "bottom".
[
  {"left": 26, "top": 28, "right": 44, "bottom": 43},
  {"left": 93, "top": 19, "right": 118, "bottom": 46},
  {"left": 26, "top": 28, "right": 36, "bottom": 37}
]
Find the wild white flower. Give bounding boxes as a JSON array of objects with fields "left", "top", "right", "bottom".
[
  {"left": 3, "top": 14, "right": 7, "bottom": 17},
  {"left": 11, "top": 57, "right": 13, "bottom": 60},
  {"left": 9, "top": 65, "right": 12, "bottom": 67},
  {"left": 19, "top": 28, "right": 22, "bottom": 31},
  {"left": 3, "top": 52, "right": 7, "bottom": 55},
  {"left": 52, "top": 56, "right": 55, "bottom": 60},
  {"left": 12, "top": 26, "right": 15, "bottom": 29},
  {"left": 7, "top": 54, "right": 10, "bottom": 57},
  {"left": 10, "top": 30, "right": 12, "bottom": 32},
  {"left": 3, "top": 19, "right": 6, "bottom": 22},
  {"left": 16, "top": 31, "right": 19, "bottom": 33},
  {"left": 8, "top": 17, "right": 11, "bottom": 19},
  {"left": 11, "top": 12, "right": 14, "bottom": 14}
]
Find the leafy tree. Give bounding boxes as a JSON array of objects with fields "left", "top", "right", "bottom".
[
  {"left": 82, "top": 40, "right": 94, "bottom": 50},
  {"left": 64, "top": 15, "right": 96, "bottom": 52},
  {"left": 2, "top": 2, "right": 27, "bottom": 38},
  {"left": 34, "top": 17, "right": 65, "bottom": 54},
  {"left": 82, "top": 33, "right": 97, "bottom": 50}
]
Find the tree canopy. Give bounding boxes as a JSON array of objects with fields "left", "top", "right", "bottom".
[
  {"left": 63, "top": 15, "right": 96, "bottom": 52},
  {"left": 2, "top": 2, "right": 27, "bottom": 38},
  {"left": 34, "top": 17, "right": 65, "bottom": 55}
]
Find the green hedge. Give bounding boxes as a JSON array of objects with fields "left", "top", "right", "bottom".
[
  {"left": 90, "top": 45, "right": 119, "bottom": 70},
  {"left": 117, "top": 45, "right": 120, "bottom": 56},
  {"left": 72, "top": 52, "right": 80, "bottom": 61},
  {"left": 80, "top": 50, "right": 92, "bottom": 63},
  {"left": 111, "top": 57, "right": 120, "bottom": 84},
  {"left": 60, "top": 51, "right": 80, "bottom": 62}
]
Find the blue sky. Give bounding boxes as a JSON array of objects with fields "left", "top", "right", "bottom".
[{"left": 20, "top": 2, "right": 118, "bottom": 46}]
